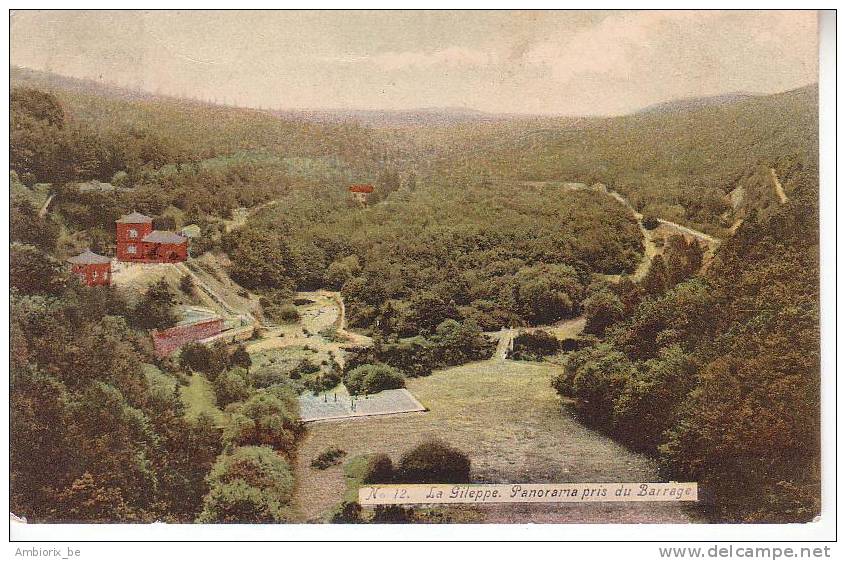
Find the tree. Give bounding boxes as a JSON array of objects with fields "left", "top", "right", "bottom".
[
  {"left": 642, "top": 215, "right": 660, "bottom": 230},
  {"left": 344, "top": 364, "right": 405, "bottom": 396},
  {"left": 212, "top": 368, "right": 251, "bottom": 408},
  {"left": 10, "top": 243, "right": 69, "bottom": 295},
  {"left": 223, "top": 389, "right": 300, "bottom": 453},
  {"left": 197, "top": 480, "right": 288, "bottom": 524},
  {"left": 229, "top": 344, "right": 252, "bottom": 373},
  {"left": 224, "top": 227, "right": 298, "bottom": 290},
  {"left": 197, "top": 446, "right": 294, "bottom": 523},
  {"left": 641, "top": 254, "right": 669, "bottom": 296},
  {"left": 326, "top": 255, "right": 361, "bottom": 289},
  {"left": 11, "top": 196, "right": 60, "bottom": 251},
  {"left": 179, "top": 342, "right": 229, "bottom": 378},
  {"left": 179, "top": 273, "right": 195, "bottom": 295},
  {"left": 132, "top": 279, "right": 177, "bottom": 330},
  {"left": 395, "top": 439, "right": 471, "bottom": 484},
  {"left": 514, "top": 263, "right": 583, "bottom": 324},
  {"left": 583, "top": 289, "right": 624, "bottom": 336},
  {"left": 431, "top": 318, "right": 491, "bottom": 365}
]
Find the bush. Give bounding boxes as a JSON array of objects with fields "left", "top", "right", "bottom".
[
  {"left": 196, "top": 480, "right": 288, "bottom": 523},
  {"left": 510, "top": 331, "right": 560, "bottom": 360},
  {"left": 372, "top": 505, "right": 413, "bottom": 523},
  {"left": 362, "top": 453, "right": 394, "bottom": 484},
  {"left": 344, "top": 364, "right": 405, "bottom": 396},
  {"left": 179, "top": 342, "right": 229, "bottom": 378},
  {"left": 583, "top": 289, "right": 624, "bottom": 336},
  {"left": 252, "top": 366, "right": 289, "bottom": 389},
  {"left": 395, "top": 439, "right": 470, "bottom": 484},
  {"left": 224, "top": 389, "right": 301, "bottom": 454},
  {"left": 291, "top": 358, "right": 320, "bottom": 377},
  {"left": 303, "top": 369, "right": 341, "bottom": 395},
  {"left": 311, "top": 446, "right": 347, "bottom": 470},
  {"left": 261, "top": 300, "right": 300, "bottom": 324},
  {"left": 642, "top": 215, "right": 660, "bottom": 230},
  {"left": 329, "top": 500, "right": 362, "bottom": 523},
  {"left": 196, "top": 446, "right": 294, "bottom": 523},
  {"left": 212, "top": 368, "right": 251, "bottom": 408},
  {"left": 179, "top": 274, "right": 195, "bottom": 295}
]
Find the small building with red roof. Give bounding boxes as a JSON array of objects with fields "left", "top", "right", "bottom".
[
  {"left": 67, "top": 249, "right": 112, "bottom": 287},
  {"left": 348, "top": 184, "right": 374, "bottom": 204}
]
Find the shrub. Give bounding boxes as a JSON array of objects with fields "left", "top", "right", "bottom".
[
  {"left": 252, "top": 366, "right": 289, "bottom": 389},
  {"left": 344, "top": 364, "right": 405, "bottom": 396},
  {"left": 229, "top": 344, "right": 252, "bottom": 372},
  {"left": 260, "top": 299, "right": 300, "bottom": 324},
  {"left": 179, "top": 342, "right": 229, "bottom": 378},
  {"left": 372, "top": 505, "right": 413, "bottom": 523},
  {"left": 377, "top": 337, "right": 435, "bottom": 378},
  {"left": 362, "top": 453, "right": 394, "bottom": 484},
  {"left": 291, "top": 359, "right": 320, "bottom": 377},
  {"left": 205, "top": 446, "right": 294, "bottom": 497},
  {"left": 179, "top": 274, "right": 195, "bottom": 295},
  {"left": 196, "top": 446, "right": 294, "bottom": 523},
  {"left": 395, "top": 439, "right": 470, "bottom": 484},
  {"left": 510, "top": 331, "right": 560, "bottom": 360},
  {"left": 642, "top": 215, "right": 660, "bottom": 230},
  {"left": 212, "top": 368, "right": 251, "bottom": 408},
  {"left": 224, "top": 389, "right": 301, "bottom": 454},
  {"left": 196, "top": 480, "right": 289, "bottom": 523},
  {"left": 583, "top": 289, "right": 624, "bottom": 336},
  {"left": 303, "top": 369, "right": 341, "bottom": 395},
  {"left": 311, "top": 446, "right": 347, "bottom": 470},
  {"left": 329, "top": 500, "right": 362, "bottom": 523}
]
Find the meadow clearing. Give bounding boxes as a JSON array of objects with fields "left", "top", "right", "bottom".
[{"left": 291, "top": 358, "right": 697, "bottom": 524}]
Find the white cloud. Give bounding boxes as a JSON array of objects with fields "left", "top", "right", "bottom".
[
  {"left": 522, "top": 10, "right": 816, "bottom": 84},
  {"left": 370, "top": 46, "right": 498, "bottom": 71}
]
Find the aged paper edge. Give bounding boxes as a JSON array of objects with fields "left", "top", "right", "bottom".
[{"left": 358, "top": 482, "right": 698, "bottom": 505}]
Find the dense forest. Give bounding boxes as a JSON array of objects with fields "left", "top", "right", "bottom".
[
  {"left": 9, "top": 67, "right": 820, "bottom": 524},
  {"left": 553, "top": 160, "right": 819, "bottom": 522},
  {"left": 411, "top": 85, "right": 818, "bottom": 236}
]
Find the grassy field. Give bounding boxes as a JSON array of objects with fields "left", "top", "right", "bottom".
[
  {"left": 291, "top": 359, "right": 697, "bottom": 523},
  {"left": 182, "top": 373, "right": 228, "bottom": 427}
]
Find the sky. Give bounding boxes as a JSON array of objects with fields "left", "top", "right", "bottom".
[{"left": 10, "top": 10, "right": 819, "bottom": 116}]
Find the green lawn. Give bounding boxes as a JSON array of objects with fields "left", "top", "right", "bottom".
[
  {"left": 290, "top": 359, "right": 697, "bottom": 524},
  {"left": 181, "top": 373, "right": 228, "bottom": 427}
]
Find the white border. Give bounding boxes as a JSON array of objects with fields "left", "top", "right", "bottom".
[{"left": 2, "top": 3, "right": 839, "bottom": 548}]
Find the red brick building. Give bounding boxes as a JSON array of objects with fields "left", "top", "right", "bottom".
[
  {"left": 67, "top": 249, "right": 112, "bottom": 287},
  {"left": 151, "top": 318, "right": 225, "bottom": 356},
  {"left": 116, "top": 212, "right": 188, "bottom": 263}
]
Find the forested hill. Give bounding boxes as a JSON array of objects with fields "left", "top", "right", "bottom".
[
  {"left": 419, "top": 84, "right": 818, "bottom": 235},
  {"left": 11, "top": 66, "right": 388, "bottom": 177},
  {"left": 554, "top": 160, "right": 819, "bottom": 522},
  {"left": 10, "top": 67, "right": 396, "bottom": 254}
]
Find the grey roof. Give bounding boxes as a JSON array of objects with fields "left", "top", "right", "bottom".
[
  {"left": 66, "top": 249, "right": 112, "bottom": 265},
  {"left": 143, "top": 230, "right": 187, "bottom": 244},
  {"left": 180, "top": 224, "right": 202, "bottom": 238},
  {"left": 116, "top": 211, "right": 153, "bottom": 224}
]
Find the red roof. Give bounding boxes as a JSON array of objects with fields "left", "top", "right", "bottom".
[{"left": 349, "top": 184, "right": 374, "bottom": 193}]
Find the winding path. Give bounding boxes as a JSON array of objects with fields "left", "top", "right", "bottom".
[
  {"left": 770, "top": 168, "right": 788, "bottom": 204},
  {"left": 37, "top": 193, "right": 54, "bottom": 218}
]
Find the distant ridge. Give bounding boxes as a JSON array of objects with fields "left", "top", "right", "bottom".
[
  {"left": 271, "top": 106, "right": 525, "bottom": 127},
  {"left": 635, "top": 92, "right": 764, "bottom": 115},
  {"left": 11, "top": 66, "right": 528, "bottom": 126}
]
